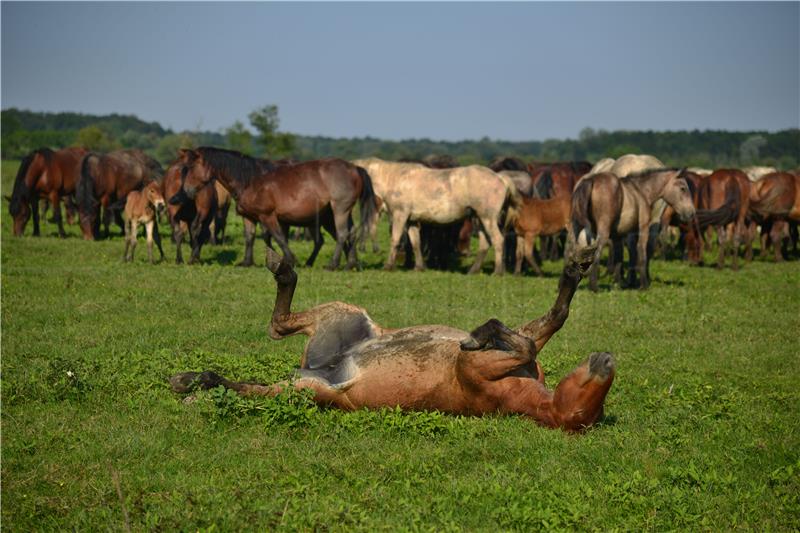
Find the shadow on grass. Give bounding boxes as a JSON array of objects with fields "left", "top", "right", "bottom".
[{"left": 213, "top": 250, "right": 238, "bottom": 266}]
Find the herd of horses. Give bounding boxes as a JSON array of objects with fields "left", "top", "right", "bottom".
[
  {"left": 8, "top": 146, "right": 800, "bottom": 288},
  {"left": 7, "top": 146, "right": 799, "bottom": 431}
]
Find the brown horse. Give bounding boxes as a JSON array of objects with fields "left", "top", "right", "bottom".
[
  {"left": 76, "top": 149, "right": 163, "bottom": 240},
  {"left": 209, "top": 181, "right": 232, "bottom": 245},
  {"left": 179, "top": 147, "right": 377, "bottom": 270},
  {"left": 163, "top": 159, "right": 218, "bottom": 264},
  {"left": 170, "top": 245, "right": 614, "bottom": 432},
  {"left": 570, "top": 168, "right": 696, "bottom": 290},
  {"left": 749, "top": 171, "right": 800, "bottom": 261},
  {"left": 514, "top": 193, "right": 571, "bottom": 275},
  {"left": 123, "top": 181, "right": 166, "bottom": 263},
  {"left": 8, "top": 147, "right": 87, "bottom": 237}
]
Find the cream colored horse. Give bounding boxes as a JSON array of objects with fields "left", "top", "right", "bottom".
[{"left": 353, "top": 158, "right": 518, "bottom": 274}]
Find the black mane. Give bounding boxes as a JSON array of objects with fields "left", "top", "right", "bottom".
[
  {"left": 9, "top": 148, "right": 54, "bottom": 216},
  {"left": 196, "top": 147, "right": 275, "bottom": 186},
  {"left": 623, "top": 167, "right": 680, "bottom": 181}
]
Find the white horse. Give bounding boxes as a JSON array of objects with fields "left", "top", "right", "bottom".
[{"left": 353, "top": 158, "right": 519, "bottom": 274}]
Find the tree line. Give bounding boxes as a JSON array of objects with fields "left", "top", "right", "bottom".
[{"left": 2, "top": 107, "right": 798, "bottom": 169}]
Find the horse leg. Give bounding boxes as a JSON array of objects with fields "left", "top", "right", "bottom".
[
  {"left": 407, "top": 224, "right": 425, "bottom": 271},
  {"left": 174, "top": 221, "right": 186, "bottom": 264},
  {"left": 260, "top": 215, "right": 297, "bottom": 267},
  {"left": 305, "top": 224, "right": 325, "bottom": 267},
  {"left": 238, "top": 218, "right": 257, "bottom": 267},
  {"left": 484, "top": 215, "right": 506, "bottom": 276},
  {"left": 611, "top": 238, "right": 624, "bottom": 287},
  {"left": 636, "top": 224, "right": 651, "bottom": 289},
  {"left": 525, "top": 233, "right": 543, "bottom": 276},
  {"left": 145, "top": 220, "right": 156, "bottom": 264},
  {"left": 123, "top": 219, "right": 131, "bottom": 261},
  {"left": 730, "top": 221, "right": 742, "bottom": 271},
  {"left": 385, "top": 212, "right": 409, "bottom": 270},
  {"left": 153, "top": 219, "right": 165, "bottom": 262},
  {"left": 189, "top": 212, "right": 210, "bottom": 265},
  {"left": 514, "top": 235, "right": 525, "bottom": 275},
  {"left": 716, "top": 225, "right": 727, "bottom": 269},
  {"left": 48, "top": 191, "right": 67, "bottom": 238},
  {"left": 771, "top": 220, "right": 786, "bottom": 262},
  {"left": 31, "top": 196, "right": 41, "bottom": 237},
  {"left": 327, "top": 209, "right": 356, "bottom": 271},
  {"left": 128, "top": 220, "right": 138, "bottom": 262},
  {"left": 588, "top": 232, "right": 609, "bottom": 293},
  {"left": 468, "top": 229, "right": 490, "bottom": 275}
]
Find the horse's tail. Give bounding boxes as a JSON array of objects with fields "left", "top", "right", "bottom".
[
  {"left": 695, "top": 178, "right": 740, "bottom": 229},
  {"left": 76, "top": 153, "right": 99, "bottom": 215},
  {"left": 534, "top": 169, "right": 554, "bottom": 199},
  {"left": 356, "top": 166, "right": 378, "bottom": 244},
  {"left": 571, "top": 177, "right": 595, "bottom": 242},
  {"left": 496, "top": 172, "right": 522, "bottom": 229},
  {"left": 8, "top": 151, "right": 37, "bottom": 216}
]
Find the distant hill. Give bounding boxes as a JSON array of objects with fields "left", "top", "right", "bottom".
[{"left": 2, "top": 107, "right": 798, "bottom": 169}]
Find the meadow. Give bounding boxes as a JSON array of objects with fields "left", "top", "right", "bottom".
[{"left": 2, "top": 160, "right": 799, "bottom": 531}]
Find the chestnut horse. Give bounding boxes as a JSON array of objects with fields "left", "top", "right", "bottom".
[
  {"left": 163, "top": 160, "right": 218, "bottom": 264},
  {"left": 749, "top": 171, "right": 800, "bottom": 261},
  {"left": 76, "top": 149, "right": 163, "bottom": 240},
  {"left": 570, "top": 168, "right": 696, "bottom": 290},
  {"left": 170, "top": 245, "right": 615, "bottom": 432},
  {"left": 179, "top": 147, "right": 377, "bottom": 270},
  {"left": 123, "top": 181, "right": 166, "bottom": 263},
  {"left": 514, "top": 193, "right": 571, "bottom": 275},
  {"left": 8, "top": 147, "right": 87, "bottom": 237}
]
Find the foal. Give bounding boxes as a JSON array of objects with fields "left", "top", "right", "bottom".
[
  {"left": 514, "top": 194, "right": 571, "bottom": 275},
  {"left": 123, "top": 181, "right": 166, "bottom": 263}
]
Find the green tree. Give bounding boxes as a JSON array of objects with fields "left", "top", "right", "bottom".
[
  {"left": 155, "top": 132, "right": 195, "bottom": 164},
  {"left": 76, "top": 125, "right": 119, "bottom": 152},
  {"left": 248, "top": 105, "right": 296, "bottom": 159},
  {"left": 225, "top": 121, "right": 253, "bottom": 155}
]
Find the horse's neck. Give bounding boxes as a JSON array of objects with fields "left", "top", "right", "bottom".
[
  {"left": 216, "top": 172, "right": 246, "bottom": 200},
  {"left": 628, "top": 173, "right": 668, "bottom": 206}
]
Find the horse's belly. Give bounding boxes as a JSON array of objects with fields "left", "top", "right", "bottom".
[{"left": 343, "top": 326, "right": 470, "bottom": 411}]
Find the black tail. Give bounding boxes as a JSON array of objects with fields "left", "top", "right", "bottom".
[
  {"left": 533, "top": 169, "right": 554, "bottom": 199},
  {"left": 695, "top": 180, "right": 740, "bottom": 229},
  {"left": 571, "top": 178, "right": 594, "bottom": 242},
  {"left": 356, "top": 166, "right": 378, "bottom": 245},
  {"left": 76, "top": 153, "right": 99, "bottom": 215}
]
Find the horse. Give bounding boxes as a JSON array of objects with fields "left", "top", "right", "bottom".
[
  {"left": 178, "top": 147, "right": 377, "bottom": 270},
  {"left": 513, "top": 193, "right": 572, "bottom": 276},
  {"left": 749, "top": 171, "right": 800, "bottom": 261},
  {"left": 353, "top": 158, "right": 519, "bottom": 275},
  {"left": 743, "top": 166, "right": 778, "bottom": 182},
  {"left": 163, "top": 159, "right": 218, "bottom": 264},
  {"left": 76, "top": 149, "right": 163, "bottom": 240},
  {"left": 694, "top": 169, "right": 755, "bottom": 268},
  {"left": 170, "top": 245, "right": 615, "bottom": 433},
  {"left": 7, "top": 146, "right": 87, "bottom": 237},
  {"left": 570, "top": 168, "right": 696, "bottom": 290},
  {"left": 123, "top": 181, "right": 166, "bottom": 264}
]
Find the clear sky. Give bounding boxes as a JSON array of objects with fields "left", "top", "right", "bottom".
[{"left": 2, "top": 2, "right": 798, "bottom": 141}]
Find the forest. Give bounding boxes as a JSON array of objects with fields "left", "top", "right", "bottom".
[{"left": 2, "top": 107, "right": 798, "bottom": 169}]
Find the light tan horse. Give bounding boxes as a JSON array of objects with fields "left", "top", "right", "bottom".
[
  {"left": 123, "top": 181, "right": 166, "bottom": 263},
  {"left": 353, "top": 158, "right": 519, "bottom": 274}
]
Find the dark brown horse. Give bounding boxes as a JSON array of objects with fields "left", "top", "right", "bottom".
[
  {"left": 163, "top": 159, "right": 217, "bottom": 264},
  {"left": 570, "top": 168, "right": 696, "bottom": 290},
  {"left": 179, "top": 147, "right": 377, "bottom": 270},
  {"left": 76, "top": 149, "right": 163, "bottom": 240},
  {"left": 8, "top": 147, "right": 87, "bottom": 237},
  {"left": 171, "top": 245, "right": 615, "bottom": 432}
]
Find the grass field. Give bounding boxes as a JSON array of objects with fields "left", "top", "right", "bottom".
[{"left": 2, "top": 159, "right": 799, "bottom": 531}]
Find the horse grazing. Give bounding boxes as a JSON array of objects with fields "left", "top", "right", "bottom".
[
  {"left": 570, "top": 168, "right": 696, "bottom": 290},
  {"left": 7, "top": 147, "right": 87, "bottom": 237},
  {"left": 179, "top": 147, "right": 376, "bottom": 270},
  {"left": 170, "top": 245, "right": 614, "bottom": 432},
  {"left": 514, "top": 193, "right": 572, "bottom": 275},
  {"left": 163, "top": 159, "right": 217, "bottom": 264},
  {"left": 76, "top": 149, "right": 163, "bottom": 240},
  {"left": 352, "top": 158, "right": 519, "bottom": 275},
  {"left": 123, "top": 181, "right": 166, "bottom": 263}
]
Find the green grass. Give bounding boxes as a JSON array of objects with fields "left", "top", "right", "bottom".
[{"left": 2, "top": 159, "right": 799, "bottom": 531}]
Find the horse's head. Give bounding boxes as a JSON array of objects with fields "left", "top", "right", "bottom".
[
  {"left": 144, "top": 181, "right": 166, "bottom": 213},
  {"left": 9, "top": 194, "right": 31, "bottom": 237},
  {"left": 180, "top": 149, "right": 212, "bottom": 200},
  {"left": 8, "top": 152, "right": 41, "bottom": 236},
  {"left": 661, "top": 170, "right": 696, "bottom": 223}
]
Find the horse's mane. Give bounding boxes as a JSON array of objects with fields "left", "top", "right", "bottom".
[
  {"left": 489, "top": 156, "right": 527, "bottom": 173},
  {"left": 622, "top": 167, "right": 680, "bottom": 181},
  {"left": 196, "top": 146, "right": 274, "bottom": 186}
]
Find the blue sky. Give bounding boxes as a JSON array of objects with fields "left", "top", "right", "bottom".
[{"left": 2, "top": 2, "right": 798, "bottom": 141}]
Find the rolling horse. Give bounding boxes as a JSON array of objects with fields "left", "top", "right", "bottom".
[
  {"left": 7, "top": 146, "right": 87, "bottom": 237},
  {"left": 176, "top": 147, "right": 377, "bottom": 270},
  {"left": 570, "top": 168, "right": 696, "bottom": 290},
  {"left": 76, "top": 149, "right": 163, "bottom": 240},
  {"left": 170, "top": 244, "right": 615, "bottom": 432}
]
